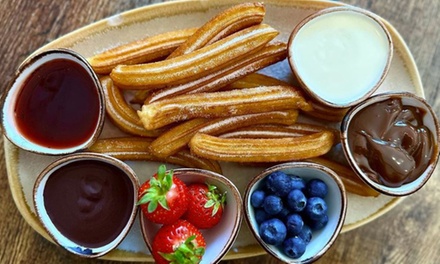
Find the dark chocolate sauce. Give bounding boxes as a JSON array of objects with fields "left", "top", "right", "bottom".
[
  {"left": 14, "top": 59, "right": 100, "bottom": 149},
  {"left": 348, "top": 98, "right": 435, "bottom": 187},
  {"left": 43, "top": 160, "right": 134, "bottom": 248}
]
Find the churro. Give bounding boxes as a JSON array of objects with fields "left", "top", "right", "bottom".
[
  {"left": 167, "top": 2, "right": 265, "bottom": 58},
  {"left": 110, "top": 24, "right": 279, "bottom": 89},
  {"left": 88, "top": 137, "right": 222, "bottom": 174},
  {"left": 100, "top": 76, "right": 163, "bottom": 137},
  {"left": 149, "top": 110, "right": 299, "bottom": 158},
  {"left": 306, "top": 157, "right": 380, "bottom": 197},
  {"left": 224, "top": 72, "right": 289, "bottom": 89},
  {"left": 88, "top": 28, "right": 197, "bottom": 74},
  {"left": 225, "top": 73, "right": 349, "bottom": 122},
  {"left": 137, "top": 86, "right": 312, "bottom": 130},
  {"left": 220, "top": 123, "right": 338, "bottom": 141},
  {"left": 146, "top": 42, "right": 287, "bottom": 103},
  {"left": 189, "top": 131, "right": 334, "bottom": 163}
]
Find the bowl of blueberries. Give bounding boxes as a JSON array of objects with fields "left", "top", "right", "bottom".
[{"left": 244, "top": 162, "right": 347, "bottom": 263}]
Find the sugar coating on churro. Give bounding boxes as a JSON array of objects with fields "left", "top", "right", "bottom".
[
  {"left": 137, "top": 86, "right": 312, "bottom": 130},
  {"left": 189, "top": 131, "right": 334, "bottom": 163}
]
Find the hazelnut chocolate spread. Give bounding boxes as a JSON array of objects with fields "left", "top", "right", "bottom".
[
  {"left": 43, "top": 160, "right": 134, "bottom": 248},
  {"left": 347, "top": 97, "right": 435, "bottom": 187}
]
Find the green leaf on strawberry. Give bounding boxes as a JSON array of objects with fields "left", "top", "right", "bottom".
[
  {"left": 138, "top": 165, "right": 189, "bottom": 225},
  {"left": 205, "top": 184, "right": 226, "bottom": 216},
  {"left": 152, "top": 219, "right": 206, "bottom": 264},
  {"left": 184, "top": 182, "right": 227, "bottom": 229}
]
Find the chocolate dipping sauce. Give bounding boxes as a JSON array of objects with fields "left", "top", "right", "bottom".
[
  {"left": 43, "top": 159, "right": 135, "bottom": 248},
  {"left": 347, "top": 97, "right": 435, "bottom": 187}
]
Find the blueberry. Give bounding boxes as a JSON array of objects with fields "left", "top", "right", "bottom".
[
  {"left": 263, "top": 195, "right": 284, "bottom": 215},
  {"left": 290, "top": 174, "right": 306, "bottom": 192},
  {"left": 298, "top": 225, "right": 312, "bottom": 243},
  {"left": 304, "top": 197, "right": 328, "bottom": 221},
  {"left": 251, "top": 190, "right": 266, "bottom": 208},
  {"left": 265, "top": 171, "right": 293, "bottom": 197},
  {"left": 286, "top": 189, "right": 307, "bottom": 212},
  {"left": 259, "top": 218, "right": 287, "bottom": 245},
  {"left": 282, "top": 236, "right": 307, "bottom": 259},
  {"left": 306, "top": 179, "right": 328, "bottom": 198},
  {"left": 254, "top": 209, "right": 269, "bottom": 224},
  {"left": 285, "top": 214, "right": 304, "bottom": 236},
  {"left": 276, "top": 207, "right": 291, "bottom": 222},
  {"left": 309, "top": 214, "right": 329, "bottom": 230}
]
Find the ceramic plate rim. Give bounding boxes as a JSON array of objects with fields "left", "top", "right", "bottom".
[{"left": 4, "top": 0, "right": 423, "bottom": 261}]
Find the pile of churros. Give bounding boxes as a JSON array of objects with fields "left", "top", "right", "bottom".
[{"left": 87, "top": 3, "right": 378, "bottom": 197}]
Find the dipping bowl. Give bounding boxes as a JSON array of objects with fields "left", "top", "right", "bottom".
[
  {"left": 244, "top": 162, "right": 347, "bottom": 263},
  {"left": 341, "top": 92, "right": 440, "bottom": 196},
  {"left": 33, "top": 152, "right": 139, "bottom": 258},
  {"left": 139, "top": 167, "right": 243, "bottom": 264}
]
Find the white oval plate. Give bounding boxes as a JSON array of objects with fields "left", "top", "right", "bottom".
[{"left": 4, "top": 0, "right": 422, "bottom": 261}]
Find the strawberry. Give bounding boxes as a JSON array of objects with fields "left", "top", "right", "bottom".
[
  {"left": 138, "top": 165, "right": 189, "bottom": 225},
  {"left": 152, "top": 219, "right": 206, "bottom": 264},
  {"left": 184, "top": 183, "right": 226, "bottom": 229}
]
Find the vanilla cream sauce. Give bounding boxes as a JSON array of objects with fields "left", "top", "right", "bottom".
[{"left": 291, "top": 10, "right": 391, "bottom": 106}]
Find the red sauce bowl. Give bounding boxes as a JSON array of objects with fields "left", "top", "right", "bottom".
[{"left": 1, "top": 48, "right": 105, "bottom": 155}]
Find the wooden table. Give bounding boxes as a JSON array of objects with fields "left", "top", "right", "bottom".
[{"left": 1, "top": 0, "right": 439, "bottom": 263}]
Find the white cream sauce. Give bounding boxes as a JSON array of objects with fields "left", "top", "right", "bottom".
[{"left": 291, "top": 10, "right": 391, "bottom": 106}]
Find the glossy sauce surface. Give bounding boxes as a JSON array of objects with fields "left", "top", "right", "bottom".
[
  {"left": 43, "top": 160, "right": 134, "bottom": 248},
  {"left": 347, "top": 98, "right": 435, "bottom": 187},
  {"left": 291, "top": 10, "right": 390, "bottom": 105},
  {"left": 14, "top": 59, "right": 100, "bottom": 149}
]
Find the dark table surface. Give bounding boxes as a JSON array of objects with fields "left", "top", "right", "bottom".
[{"left": 1, "top": 0, "right": 439, "bottom": 263}]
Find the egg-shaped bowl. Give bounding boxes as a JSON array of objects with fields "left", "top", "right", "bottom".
[
  {"left": 139, "top": 167, "right": 243, "bottom": 264},
  {"left": 1, "top": 48, "right": 105, "bottom": 155},
  {"left": 244, "top": 162, "right": 347, "bottom": 263},
  {"left": 33, "top": 152, "right": 139, "bottom": 258},
  {"left": 287, "top": 6, "right": 393, "bottom": 108},
  {"left": 340, "top": 92, "right": 440, "bottom": 196}
]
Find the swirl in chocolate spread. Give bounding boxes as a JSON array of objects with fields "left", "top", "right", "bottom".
[{"left": 347, "top": 97, "right": 435, "bottom": 187}]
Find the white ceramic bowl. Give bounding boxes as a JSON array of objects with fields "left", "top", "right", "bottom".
[
  {"left": 140, "top": 168, "right": 243, "bottom": 264},
  {"left": 244, "top": 162, "right": 347, "bottom": 263},
  {"left": 1, "top": 48, "right": 105, "bottom": 155},
  {"left": 341, "top": 92, "right": 440, "bottom": 196},
  {"left": 288, "top": 6, "right": 393, "bottom": 108},
  {"left": 33, "top": 153, "right": 139, "bottom": 258}
]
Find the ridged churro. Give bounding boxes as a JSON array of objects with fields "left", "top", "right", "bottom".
[
  {"left": 138, "top": 86, "right": 312, "bottom": 130},
  {"left": 306, "top": 157, "right": 380, "bottom": 197},
  {"left": 224, "top": 72, "right": 289, "bottom": 89},
  {"left": 146, "top": 42, "right": 287, "bottom": 103},
  {"left": 189, "top": 131, "right": 334, "bottom": 163},
  {"left": 220, "top": 123, "right": 339, "bottom": 141},
  {"left": 88, "top": 28, "right": 197, "bottom": 74},
  {"left": 110, "top": 24, "right": 279, "bottom": 89},
  {"left": 100, "top": 76, "right": 163, "bottom": 137},
  {"left": 225, "top": 73, "right": 349, "bottom": 122},
  {"left": 167, "top": 2, "right": 265, "bottom": 58},
  {"left": 88, "top": 137, "right": 222, "bottom": 174},
  {"left": 149, "top": 110, "right": 299, "bottom": 158}
]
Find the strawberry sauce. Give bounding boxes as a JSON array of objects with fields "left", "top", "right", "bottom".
[
  {"left": 14, "top": 58, "right": 100, "bottom": 149},
  {"left": 43, "top": 160, "right": 134, "bottom": 248}
]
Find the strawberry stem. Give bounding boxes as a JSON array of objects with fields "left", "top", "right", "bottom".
[
  {"left": 137, "top": 165, "right": 174, "bottom": 213},
  {"left": 159, "top": 235, "right": 205, "bottom": 264},
  {"left": 204, "top": 183, "right": 227, "bottom": 216}
]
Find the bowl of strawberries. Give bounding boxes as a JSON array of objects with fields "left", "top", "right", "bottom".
[{"left": 138, "top": 165, "right": 243, "bottom": 264}]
